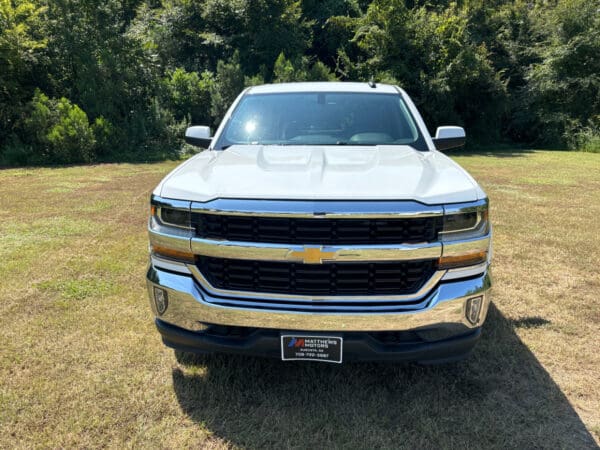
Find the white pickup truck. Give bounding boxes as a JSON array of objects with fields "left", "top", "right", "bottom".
[{"left": 146, "top": 82, "right": 492, "bottom": 364}]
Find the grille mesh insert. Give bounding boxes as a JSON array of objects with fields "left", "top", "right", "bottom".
[
  {"left": 192, "top": 214, "right": 442, "bottom": 245},
  {"left": 197, "top": 256, "right": 437, "bottom": 296}
]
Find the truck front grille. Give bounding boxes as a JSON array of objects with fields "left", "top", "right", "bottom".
[
  {"left": 192, "top": 214, "right": 442, "bottom": 245},
  {"left": 196, "top": 256, "right": 437, "bottom": 296}
]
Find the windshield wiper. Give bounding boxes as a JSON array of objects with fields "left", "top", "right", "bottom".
[{"left": 335, "top": 141, "right": 378, "bottom": 146}]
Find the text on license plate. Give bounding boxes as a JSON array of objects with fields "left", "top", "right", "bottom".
[{"left": 281, "top": 335, "right": 343, "bottom": 363}]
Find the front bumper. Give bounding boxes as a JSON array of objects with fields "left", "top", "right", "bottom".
[
  {"left": 146, "top": 263, "right": 491, "bottom": 360},
  {"left": 156, "top": 318, "right": 482, "bottom": 363}
]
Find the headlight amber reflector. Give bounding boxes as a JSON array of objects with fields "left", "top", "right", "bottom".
[
  {"left": 151, "top": 244, "right": 195, "bottom": 263},
  {"left": 438, "top": 250, "right": 488, "bottom": 270}
]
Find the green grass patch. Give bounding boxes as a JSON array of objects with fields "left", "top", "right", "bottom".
[{"left": 37, "top": 278, "right": 117, "bottom": 301}]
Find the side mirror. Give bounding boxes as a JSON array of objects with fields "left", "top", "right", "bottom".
[
  {"left": 185, "top": 126, "right": 212, "bottom": 148},
  {"left": 432, "top": 126, "right": 466, "bottom": 151}
]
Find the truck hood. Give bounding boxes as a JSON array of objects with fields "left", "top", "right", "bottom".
[{"left": 156, "top": 145, "right": 484, "bottom": 204}]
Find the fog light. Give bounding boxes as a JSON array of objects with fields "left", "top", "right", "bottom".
[
  {"left": 153, "top": 287, "right": 168, "bottom": 315},
  {"left": 466, "top": 296, "right": 483, "bottom": 325}
]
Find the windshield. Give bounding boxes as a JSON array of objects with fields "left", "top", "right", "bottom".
[{"left": 213, "top": 92, "right": 425, "bottom": 150}]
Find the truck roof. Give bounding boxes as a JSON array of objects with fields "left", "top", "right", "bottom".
[{"left": 246, "top": 82, "right": 400, "bottom": 95}]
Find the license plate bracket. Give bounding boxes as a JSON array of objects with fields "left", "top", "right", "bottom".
[{"left": 280, "top": 335, "right": 343, "bottom": 363}]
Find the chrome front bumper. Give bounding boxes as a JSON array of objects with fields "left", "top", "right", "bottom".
[{"left": 146, "top": 263, "right": 491, "bottom": 336}]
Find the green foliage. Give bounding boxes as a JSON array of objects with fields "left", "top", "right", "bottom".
[
  {"left": 569, "top": 119, "right": 600, "bottom": 153},
  {"left": 129, "top": 0, "right": 209, "bottom": 71},
  {"left": 1, "top": 0, "right": 599, "bottom": 165},
  {"left": 1, "top": 137, "right": 32, "bottom": 166},
  {"left": 24, "top": 90, "right": 96, "bottom": 164},
  {"left": 45, "top": 98, "right": 96, "bottom": 163},
  {"left": 273, "top": 53, "right": 297, "bottom": 83},
  {"left": 273, "top": 53, "right": 337, "bottom": 82},
  {"left": 210, "top": 52, "right": 247, "bottom": 124},
  {"left": 0, "top": 90, "right": 100, "bottom": 166},
  {"left": 301, "top": 0, "right": 362, "bottom": 63},
  {"left": 524, "top": 0, "right": 600, "bottom": 147},
  {"left": 240, "top": 0, "right": 312, "bottom": 74},
  {"left": 0, "top": 0, "right": 47, "bottom": 144},
  {"left": 161, "top": 68, "right": 215, "bottom": 124},
  {"left": 344, "top": 0, "right": 507, "bottom": 141},
  {"left": 91, "top": 117, "right": 115, "bottom": 158}
]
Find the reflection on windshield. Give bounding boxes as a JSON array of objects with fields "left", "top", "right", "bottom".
[
  {"left": 244, "top": 121, "right": 257, "bottom": 134},
  {"left": 214, "top": 92, "right": 422, "bottom": 149}
]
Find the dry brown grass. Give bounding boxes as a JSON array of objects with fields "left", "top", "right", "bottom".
[{"left": 0, "top": 150, "right": 598, "bottom": 449}]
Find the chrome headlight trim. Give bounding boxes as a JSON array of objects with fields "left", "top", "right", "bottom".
[
  {"left": 149, "top": 196, "right": 194, "bottom": 258},
  {"left": 150, "top": 195, "right": 193, "bottom": 231},
  {"left": 441, "top": 199, "right": 489, "bottom": 241},
  {"left": 157, "top": 207, "right": 192, "bottom": 230}
]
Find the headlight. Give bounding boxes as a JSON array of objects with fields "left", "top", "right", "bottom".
[
  {"left": 158, "top": 206, "right": 191, "bottom": 228},
  {"left": 151, "top": 199, "right": 192, "bottom": 230},
  {"left": 439, "top": 200, "right": 490, "bottom": 270},
  {"left": 149, "top": 196, "right": 194, "bottom": 262},
  {"left": 440, "top": 203, "right": 489, "bottom": 241}
]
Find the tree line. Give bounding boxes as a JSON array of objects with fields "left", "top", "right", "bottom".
[{"left": 1, "top": 0, "right": 598, "bottom": 165}]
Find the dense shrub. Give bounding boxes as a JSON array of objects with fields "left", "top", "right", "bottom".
[
  {"left": 273, "top": 53, "right": 337, "bottom": 83},
  {"left": 210, "top": 52, "right": 248, "bottom": 126},
  {"left": 569, "top": 123, "right": 600, "bottom": 153},
  {"left": 23, "top": 90, "right": 96, "bottom": 164},
  {"left": 161, "top": 68, "right": 215, "bottom": 125}
]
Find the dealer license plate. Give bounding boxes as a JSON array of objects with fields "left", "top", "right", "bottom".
[{"left": 281, "top": 335, "right": 343, "bottom": 363}]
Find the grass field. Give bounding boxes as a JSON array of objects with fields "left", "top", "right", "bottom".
[{"left": 0, "top": 150, "right": 599, "bottom": 449}]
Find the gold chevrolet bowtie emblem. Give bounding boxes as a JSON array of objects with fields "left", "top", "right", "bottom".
[{"left": 288, "top": 246, "right": 336, "bottom": 264}]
